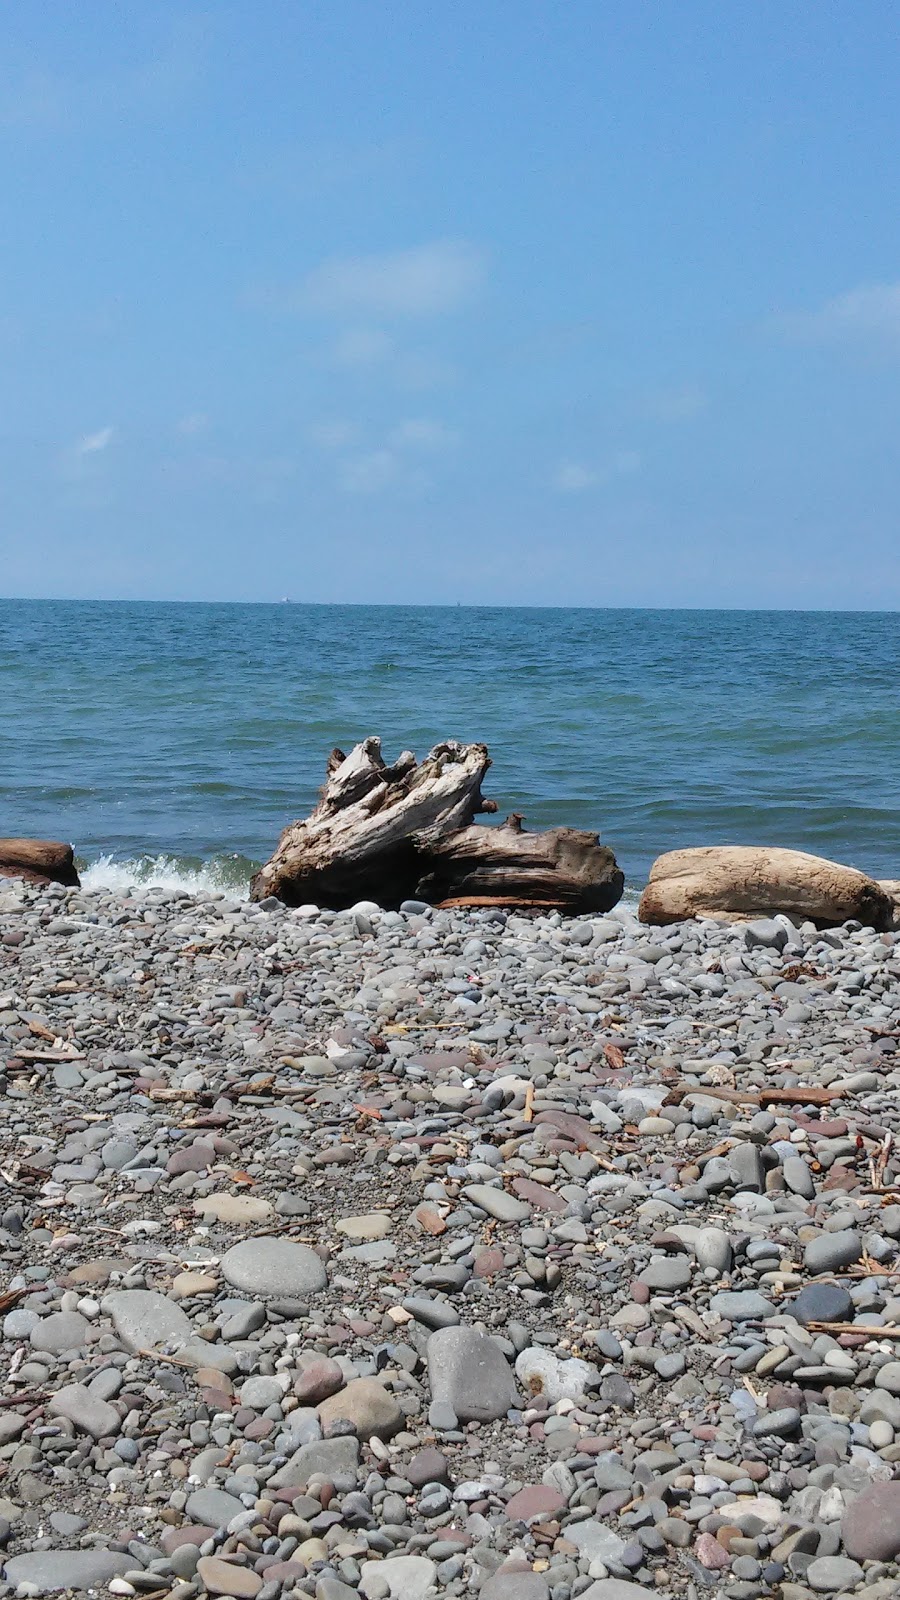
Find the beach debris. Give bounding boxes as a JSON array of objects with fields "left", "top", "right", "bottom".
[
  {"left": 639, "top": 843, "right": 894, "bottom": 929},
  {"left": 251, "top": 736, "right": 624, "bottom": 912}
]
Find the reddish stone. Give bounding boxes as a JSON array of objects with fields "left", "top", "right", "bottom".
[
  {"left": 511, "top": 1178, "right": 567, "bottom": 1212},
  {"left": 631, "top": 1279, "right": 650, "bottom": 1304},
  {"left": 822, "top": 1167, "right": 859, "bottom": 1192},
  {"left": 474, "top": 1248, "right": 505, "bottom": 1279},
  {"left": 412, "top": 1203, "right": 447, "bottom": 1235},
  {"left": 244, "top": 1417, "right": 273, "bottom": 1440},
  {"left": 260, "top": 1561, "right": 306, "bottom": 1584},
  {"left": 533, "top": 1110, "right": 606, "bottom": 1150},
  {"left": 166, "top": 1141, "right": 215, "bottom": 1176},
  {"left": 160, "top": 1525, "right": 215, "bottom": 1553},
  {"left": 694, "top": 1532, "right": 731, "bottom": 1570},
  {"left": 294, "top": 1358, "right": 345, "bottom": 1406},
  {"left": 504, "top": 1485, "right": 566, "bottom": 1522},
  {"left": 715, "top": 1525, "right": 742, "bottom": 1553},
  {"left": 797, "top": 1118, "right": 848, "bottom": 1137}
]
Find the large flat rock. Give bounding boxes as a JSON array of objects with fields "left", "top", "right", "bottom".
[{"left": 220, "top": 1236, "right": 328, "bottom": 1297}]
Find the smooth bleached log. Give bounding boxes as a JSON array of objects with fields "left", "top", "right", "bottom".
[
  {"left": 0, "top": 838, "right": 80, "bottom": 888},
  {"left": 639, "top": 845, "right": 893, "bottom": 930},
  {"left": 251, "top": 738, "right": 623, "bottom": 913}
]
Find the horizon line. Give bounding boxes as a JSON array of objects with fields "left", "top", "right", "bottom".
[{"left": 3, "top": 595, "right": 900, "bottom": 616}]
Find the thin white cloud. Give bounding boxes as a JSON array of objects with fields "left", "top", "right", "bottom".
[
  {"left": 282, "top": 240, "right": 485, "bottom": 318},
  {"left": 390, "top": 418, "right": 457, "bottom": 450},
  {"left": 645, "top": 383, "right": 707, "bottom": 422},
  {"left": 780, "top": 282, "right": 900, "bottom": 345},
  {"left": 177, "top": 412, "right": 209, "bottom": 436},
  {"left": 0, "top": 19, "right": 205, "bottom": 132},
  {"left": 331, "top": 328, "right": 394, "bottom": 367},
  {"left": 555, "top": 462, "right": 597, "bottom": 493},
  {"left": 339, "top": 450, "right": 399, "bottom": 494},
  {"left": 76, "top": 426, "right": 114, "bottom": 455},
  {"left": 310, "top": 421, "right": 355, "bottom": 450},
  {"left": 553, "top": 450, "right": 640, "bottom": 493}
]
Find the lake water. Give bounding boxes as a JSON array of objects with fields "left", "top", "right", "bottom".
[{"left": 3, "top": 599, "right": 898, "bottom": 898}]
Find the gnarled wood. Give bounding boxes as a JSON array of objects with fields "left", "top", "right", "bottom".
[
  {"left": 0, "top": 839, "right": 79, "bottom": 889},
  {"left": 251, "top": 739, "right": 623, "bottom": 913},
  {"left": 640, "top": 845, "right": 892, "bottom": 930},
  {"left": 419, "top": 819, "right": 623, "bottom": 912}
]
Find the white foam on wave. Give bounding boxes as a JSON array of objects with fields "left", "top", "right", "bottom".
[{"left": 79, "top": 854, "right": 251, "bottom": 899}]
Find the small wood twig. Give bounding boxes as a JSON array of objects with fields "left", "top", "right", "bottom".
[
  {"left": 806, "top": 1321, "right": 900, "bottom": 1338},
  {"left": 523, "top": 1082, "right": 535, "bottom": 1123},
  {"left": 13, "top": 1048, "right": 86, "bottom": 1063},
  {"left": 136, "top": 1346, "right": 197, "bottom": 1369}
]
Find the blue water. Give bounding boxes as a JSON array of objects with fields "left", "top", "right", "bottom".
[{"left": 2, "top": 600, "right": 899, "bottom": 895}]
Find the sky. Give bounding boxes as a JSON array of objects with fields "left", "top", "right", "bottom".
[{"left": 3, "top": 2, "right": 900, "bottom": 607}]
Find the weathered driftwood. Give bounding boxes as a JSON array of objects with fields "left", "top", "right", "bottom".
[
  {"left": 251, "top": 738, "right": 624, "bottom": 912},
  {"left": 639, "top": 845, "right": 893, "bottom": 931},
  {"left": 417, "top": 816, "right": 623, "bottom": 911},
  {"left": 0, "top": 838, "right": 79, "bottom": 889}
]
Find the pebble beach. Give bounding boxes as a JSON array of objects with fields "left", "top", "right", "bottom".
[{"left": 1, "top": 878, "right": 900, "bottom": 1600}]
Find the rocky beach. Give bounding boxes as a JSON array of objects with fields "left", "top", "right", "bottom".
[{"left": 0, "top": 879, "right": 897, "bottom": 1600}]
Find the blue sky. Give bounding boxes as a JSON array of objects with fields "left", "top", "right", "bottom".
[{"left": 3, "top": 2, "right": 900, "bottom": 606}]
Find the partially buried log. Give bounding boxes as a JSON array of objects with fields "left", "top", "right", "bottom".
[
  {"left": 640, "top": 845, "right": 893, "bottom": 931},
  {"left": 0, "top": 838, "right": 80, "bottom": 889},
  {"left": 251, "top": 737, "right": 623, "bottom": 913}
]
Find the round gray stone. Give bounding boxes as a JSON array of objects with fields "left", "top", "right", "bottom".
[
  {"left": 220, "top": 1236, "right": 327, "bottom": 1298},
  {"left": 104, "top": 1289, "right": 193, "bottom": 1353},
  {"left": 803, "top": 1230, "right": 862, "bottom": 1274},
  {"left": 427, "top": 1325, "right": 519, "bottom": 1422}
]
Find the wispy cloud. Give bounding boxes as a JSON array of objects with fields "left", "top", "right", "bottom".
[
  {"left": 309, "top": 421, "right": 355, "bottom": 451},
  {"left": 339, "top": 450, "right": 400, "bottom": 494},
  {"left": 330, "top": 415, "right": 457, "bottom": 495},
  {"left": 235, "top": 139, "right": 412, "bottom": 202},
  {"left": 331, "top": 328, "right": 394, "bottom": 367},
  {"left": 262, "top": 240, "right": 486, "bottom": 319},
  {"left": 76, "top": 426, "right": 114, "bottom": 456},
  {"left": 0, "top": 19, "right": 205, "bottom": 132},
  {"left": 555, "top": 462, "right": 597, "bottom": 493},
  {"left": 177, "top": 412, "right": 209, "bottom": 436},
  {"left": 779, "top": 282, "right": 900, "bottom": 347},
  {"left": 389, "top": 418, "right": 457, "bottom": 450},
  {"left": 553, "top": 450, "right": 640, "bottom": 493},
  {"left": 645, "top": 383, "right": 708, "bottom": 422}
]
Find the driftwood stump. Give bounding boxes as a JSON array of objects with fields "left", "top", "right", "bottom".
[
  {"left": 251, "top": 738, "right": 623, "bottom": 913},
  {"left": 0, "top": 839, "right": 80, "bottom": 889}
]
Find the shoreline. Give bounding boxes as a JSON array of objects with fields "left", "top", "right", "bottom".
[{"left": 0, "top": 876, "right": 898, "bottom": 1596}]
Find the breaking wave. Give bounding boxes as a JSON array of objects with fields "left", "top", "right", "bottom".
[{"left": 78, "top": 853, "right": 256, "bottom": 898}]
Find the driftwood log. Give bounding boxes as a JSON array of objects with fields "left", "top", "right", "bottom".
[
  {"left": 639, "top": 845, "right": 893, "bottom": 930},
  {"left": 0, "top": 839, "right": 79, "bottom": 889},
  {"left": 251, "top": 738, "right": 623, "bottom": 912}
]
